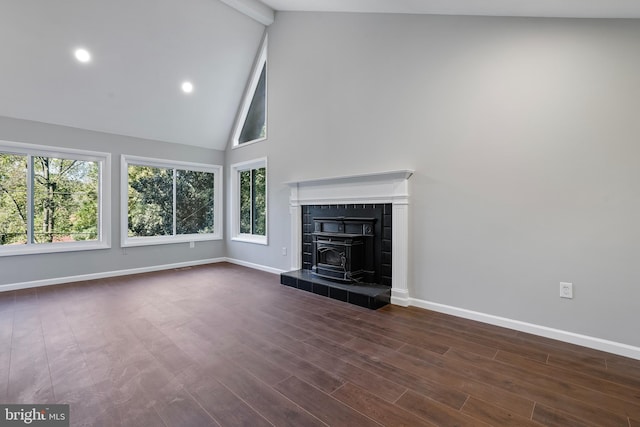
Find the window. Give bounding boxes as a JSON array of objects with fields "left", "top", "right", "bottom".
[
  {"left": 230, "top": 158, "right": 267, "bottom": 245},
  {"left": 121, "top": 155, "right": 222, "bottom": 247},
  {"left": 0, "top": 140, "right": 110, "bottom": 256},
  {"left": 232, "top": 34, "right": 267, "bottom": 148}
]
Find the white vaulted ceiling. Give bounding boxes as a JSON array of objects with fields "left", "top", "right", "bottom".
[
  {"left": 259, "top": 0, "right": 640, "bottom": 19},
  {"left": 0, "top": 0, "right": 265, "bottom": 150},
  {"left": 1, "top": 0, "right": 638, "bottom": 152}
]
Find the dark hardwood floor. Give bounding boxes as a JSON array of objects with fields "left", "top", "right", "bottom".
[{"left": 1, "top": 262, "right": 639, "bottom": 426}]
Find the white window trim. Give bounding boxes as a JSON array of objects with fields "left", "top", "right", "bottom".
[
  {"left": 230, "top": 157, "right": 268, "bottom": 245},
  {"left": 231, "top": 33, "right": 268, "bottom": 149},
  {"left": 0, "top": 140, "right": 111, "bottom": 257},
  {"left": 121, "top": 155, "right": 223, "bottom": 247}
]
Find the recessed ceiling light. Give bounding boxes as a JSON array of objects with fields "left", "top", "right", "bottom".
[
  {"left": 74, "top": 48, "right": 91, "bottom": 63},
  {"left": 181, "top": 81, "right": 194, "bottom": 94}
]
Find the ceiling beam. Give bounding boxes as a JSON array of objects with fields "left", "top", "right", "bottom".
[{"left": 219, "top": 0, "right": 275, "bottom": 25}]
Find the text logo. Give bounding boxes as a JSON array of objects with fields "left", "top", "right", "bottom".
[{"left": 0, "top": 405, "right": 69, "bottom": 427}]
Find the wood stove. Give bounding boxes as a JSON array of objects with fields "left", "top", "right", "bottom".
[{"left": 312, "top": 217, "right": 376, "bottom": 283}]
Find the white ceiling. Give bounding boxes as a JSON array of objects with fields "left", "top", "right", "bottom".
[
  {"left": 0, "top": 0, "right": 265, "bottom": 151},
  {"left": 1, "top": 1, "right": 637, "bottom": 154},
  {"left": 260, "top": 0, "right": 640, "bottom": 19}
]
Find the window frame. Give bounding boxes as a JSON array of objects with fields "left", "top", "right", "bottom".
[
  {"left": 230, "top": 157, "right": 267, "bottom": 245},
  {"left": 0, "top": 139, "right": 111, "bottom": 257},
  {"left": 121, "top": 155, "right": 223, "bottom": 247},
  {"left": 231, "top": 34, "right": 268, "bottom": 149}
]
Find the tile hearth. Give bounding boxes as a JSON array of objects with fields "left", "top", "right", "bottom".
[{"left": 280, "top": 269, "right": 390, "bottom": 310}]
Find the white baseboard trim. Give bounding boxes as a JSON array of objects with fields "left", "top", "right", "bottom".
[
  {"left": 224, "top": 257, "right": 286, "bottom": 275},
  {"left": 0, "top": 258, "right": 227, "bottom": 293},
  {"left": 9, "top": 258, "right": 635, "bottom": 360},
  {"left": 409, "top": 298, "right": 640, "bottom": 361},
  {"left": 391, "top": 288, "right": 410, "bottom": 307}
]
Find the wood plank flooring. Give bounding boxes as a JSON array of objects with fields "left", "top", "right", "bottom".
[{"left": 1, "top": 262, "right": 639, "bottom": 426}]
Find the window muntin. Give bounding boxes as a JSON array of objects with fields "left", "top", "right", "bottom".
[
  {"left": 231, "top": 158, "right": 267, "bottom": 245},
  {"left": 121, "top": 155, "right": 222, "bottom": 247},
  {"left": 232, "top": 34, "right": 267, "bottom": 148},
  {"left": 0, "top": 141, "right": 110, "bottom": 256}
]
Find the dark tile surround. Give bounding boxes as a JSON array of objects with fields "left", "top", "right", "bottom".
[
  {"left": 282, "top": 203, "right": 393, "bottom": 309},
  {"left": 302, "top": 204, "right": 392, "bottom": 286}
]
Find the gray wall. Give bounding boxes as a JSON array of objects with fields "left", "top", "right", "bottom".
[
  {"left": 228, "top": 12, "right": 640, "bottom": 347},
  {"left": 0, "top": 116, "right": 226, "bottom": 286}
]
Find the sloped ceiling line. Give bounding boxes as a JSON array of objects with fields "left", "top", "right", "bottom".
[
  {"left": 220, "top": 0, "right": 275, "bottom": 25},
  {"left": 258, "top": 0, "right": 640, "bottom": 19}
]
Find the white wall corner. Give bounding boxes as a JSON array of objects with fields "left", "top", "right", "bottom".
[
  {"left": 225, "top": 257, "right": 286, "bottom": 275},
  {"left": 219, "top": 0, "right": 275, "bottom": 26}
]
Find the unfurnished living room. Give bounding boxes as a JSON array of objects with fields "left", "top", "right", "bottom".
[{"left": 1, "top": 0, "right": 639, "bottom": 426}]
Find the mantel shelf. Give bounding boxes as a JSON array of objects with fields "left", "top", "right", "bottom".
[{"left": 285, "top": 170, "right": 413, "bottom": 187}]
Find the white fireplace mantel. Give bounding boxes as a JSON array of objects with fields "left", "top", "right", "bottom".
[{"left": 286, "top": 170, "right": 413, "bottom": 307}]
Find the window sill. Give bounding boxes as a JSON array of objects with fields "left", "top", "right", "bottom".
[
  {"left": 231, "top": 234, "right": 268, "bottom": 245},
  {"left": 122, "top": 234, "right": 223, "bottom": 248},
  {"left": 232, "top": 136, "right": 267, "bottom": 150},
  {"left": 0, "top": 241, "right": 110, "bottom": 257}
]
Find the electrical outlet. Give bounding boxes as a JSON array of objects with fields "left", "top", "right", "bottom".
[
  {"left": 282, "top": 247, "right": 287, "bottom": 256},
  {"left": 560, "top": 282, "right": 573, "bottom": 299},
  {"left": 189, "top": 241, "right": 195, "bottom": 249}
]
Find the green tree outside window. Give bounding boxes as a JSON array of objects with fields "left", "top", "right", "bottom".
[
  {"left": 239, "top": 167, "right": 266, "bottom": 236},
  {"left": 1, "top": 153, "right": 98, "bottom": 245}
]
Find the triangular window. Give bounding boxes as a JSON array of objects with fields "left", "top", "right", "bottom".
[{"left": 232, "top": 35, "right": 267, "bottom": 147}]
